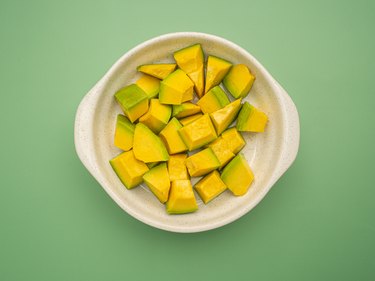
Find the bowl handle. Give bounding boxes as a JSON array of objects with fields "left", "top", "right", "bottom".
[
  {"left": 274, "top": 81, "right": 300, "bottom": 179},
  {"left": 74, "top": 81, "right": 103, "bottom": 177}
]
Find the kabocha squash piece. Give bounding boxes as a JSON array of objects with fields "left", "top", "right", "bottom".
[
  {"left": 109, "top": 150, "right": 149, "bottom": 189},
  {"left": 221, "top": 154, "right": 254, "bottom": 196},
  {"left": 166, "top": 180, "right": 198, "bottom": 214},
  {"left": 179, "top": 113, "right": 203, "bottom": 126},
  {"left": 236, "top": 102, "right": 268, "bottom": 132},
  {"left": 133, "top": 123, "right": 169, "bottom": 163},
  {"left": 138, "top": 99, "right": 171, "bottom": 134},
  {"left": 159, "top": 118, "right": 188, "bottom": 155},
  {"left": 209, "top": 99, "right": 242, "bottom": 135},
  {"left": 135, "top": 75, "right": 160, "bottom": 99},
  {"left": 205, "top": 56, "right": 232, "bottom": 94},
  {"left": 207, "top": 137, "right": 235, "bottom": 169},
  {"left": 114, "top": 114, "right": 135, "bottom": 151},
  {"left": 168, "top": 154, "right": 189, "bottom": 181},
  {"left": 178, "top": 114, "right": 217, "bottom": 151},
  {"left": 137, "top": 63, "right": 176, "bottom": 79},
  {"left": 115, "top": 84, "right": 149, "bottom": 123},
  {"left": 223, "top": 64, "right": 255, "bottom": 98},
  {"left": 194, "top": 170, "right": 227, "bottom": 204},
  {"left": 197, "top": 86, "right": 230, "bottom": 114},
  {"left": 174, "top": 44, "right": 205, "bottom": 97},
  {"left": 221, "top": 127, "right": 246, "bottom": 154},
  {"left": 185, "top": 148, "right": 220, "bottom": 177},
  {"left": 143, "top": 163, "right": 171, "bottom": 203},
  {"left": 172, "top": 102, "right": 201, "bottom": 118},
  {"left": 147, "top": 162, "right": 159, "bottom": 169},
  {"left": 159, "top": 69, "right": 194, "bottom": 105}
]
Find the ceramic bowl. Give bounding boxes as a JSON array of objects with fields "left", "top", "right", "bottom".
[{"left": 74, "top": 32, "right": 300, "bottom": 233}]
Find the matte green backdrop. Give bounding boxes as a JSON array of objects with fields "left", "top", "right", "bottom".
[{"left": 1, "top": 0, "right": 374, "bottom": 280}]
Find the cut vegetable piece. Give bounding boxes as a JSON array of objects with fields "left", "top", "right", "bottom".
[
  {"left": 205, "top": 56, "right": 232, "bottom": 94},
  {"left": 178, "top": 114, "right": 217, "bottom": 151},
  {"left": 194, "top": 170, "right": 227, "bottom": 204},
  {"left": 221, "top": 127, "right": 246, "bottom": 154},
  {"left": 114, "top": 84, "right": 149, "bottom": 123},
  {"left": 174, "top": 44, "right": 205, "bottom": 97},
  {"left": 159, "top": 69, "right": 194, "bottom": 105},
  {"left": 197, "top": 86, "right": 230, "bottom": 114},
  {"left": 166, "top": 180, "right": 198, "bottom": 214},
  {"left": 138, "top": 99, "right": 171, "bottom": 134},
  {"left": 159, "top": 118, "right": 188, "bottom": 154},
  {"left": 223, "top": 64, "right": 255, "bottom": 98},
  {"left": 114, "top": 114, "right": 135, "bottom": 151},
  {"left": 147, "top": 162, "right": 159, "bottom": 169},
  {"left": 137, "top": 63, "right": 176, "bottom": 79},
  {"left": 209, "top": 99, "right": 242, "bottom": 135},
  {"left": 168, "top": 154, "right": 189, "bottom": 181},
  {"left": 143, "top": 163, "right": 171, "bottom": 203},
  {"left": 179, "top": 113, "right": 203, "bottom": 126},
  {"left": 109, "top": 150, "right": 149, "bottom": 189},
  {"left": 236, "top": 102, "right": 268, "bottom": 132},
  {"left": 135, "top": 75, "right": 160, "bottom": 99},
  {"left": 221, "top": 154, "right": 254, "bottom": 196},
  {"left": 133, "top": 123, "right": 169, "bottom": 163},
  {"left": 207, "top": 137, "right": 235, "bottom": 169},
  {"left": 185, "top": 148, "right": 220, "bottom": 177},
  {"left": 172, "top": 102, "right": 201, "bottom": 118}
]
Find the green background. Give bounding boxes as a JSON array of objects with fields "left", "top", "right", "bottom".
[{"left": 1, "top": 0, "right": 374, "bottom": 280}]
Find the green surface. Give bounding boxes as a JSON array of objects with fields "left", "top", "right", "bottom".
[{"left": 1, "top": 0, "right": 374, "bottom": 280}]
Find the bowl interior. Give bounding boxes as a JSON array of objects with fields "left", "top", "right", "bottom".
[{"left": 89, "top": 33, "right": 285, "bottom": 232}]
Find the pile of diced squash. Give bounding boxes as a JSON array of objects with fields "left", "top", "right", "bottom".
[{"left": 110, "top": 44, "right": 268, "bottom": 214}]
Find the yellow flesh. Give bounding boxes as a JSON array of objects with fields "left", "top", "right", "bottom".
[
  {"left": 172, "top": 102, "right": 201, "bottom": 118},
  {"left": 168, "top": 154, "right": 189, "bottom": 181},
  {"left": 159, "top": 118, "right": 188, "bottom": 154},
  {"left": 223, "top": 64, "right": 255, "bottom": 98},
  {"left": 208, "top": 137, "right": 235, "bottom": 169},
  {"left": 143, "top": 163, "right": 170, "bottom": 203},
  {"left": 209, "top": 99, "right": 242, "bottom": 135},
  {"left": 179, "top": 113, "right": 203, "bottom": 126},
  {"left": 109, "top": 150, "right": 149, "bottom": 189},
  {"left": 194, "top": 170, "right": 227, "bottom": 204},
  {"left": 221, "top": 127, "right": 246, "bottom": 154},
  {"left": 138, "top": 99, "right": 171, "bottom": 134},
  {"left": 114, "top": 115, "right": 134, "bottom": 151},
  {"left": 166, "top": 180, "right": 198, "bottom": 214},
  {"left": 178, "top": 114, "right": 217, "bottom": 151},
  {"left": 185, "top": 148, "right": 220, "bottom": 177},
  {"left": 137, "top": 64, "right": 176, "bottom": 79},
  {"left": 136, "top": 75, "right": 160, "bottom": 99},
  {"left": 205, "top": 56, "right": 232, "bottom": 93},
  {"left": 159, "top": 69, "right": 194, "bottom": 105}
]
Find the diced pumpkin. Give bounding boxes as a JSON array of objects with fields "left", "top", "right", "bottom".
[
  {"left": 185, "top": 148, "right": 220, "bottom": 177},
  {"left": 159, "top": 118, "right": 188, "bottom": 155},
  {"left": 174, "top": 44, "right": 205, "bottom": 97},
  {"left": 172, "top": 102, "right": 201, "bottom": 118},
  {"left": 221, "top": 127, "right": 246, "bottom": 154},
  {"left": 194, "top": 170, "right": 227, "bottom": 204},
  {"left": 143, "top": 163, "right": 170, "bottom": 203},
  {"left": 207, "top": 137, "right": 235, "bottom": 169},
  {"left": 168, "top": 154, "right": 189, "bottom": 181},
  {"left": 236, "top": 102, "right": 268, "bottom": 132},
  {"left": 223, "top": 64, "right": 255, "bottom": 98},
  {"left": 179, "top": 113, "right": 203, "bottom": 126},
  {"left": 133, "top": 123, "right": 169, "bottom": 163},
  {"left": 221, "top": 154, "right": 254, "bottom": 196},
  {"left": 166, "top": 180, "right": 198, "bottom": 214},
  {"left": 205, "top": 56, "right": 232, "bottom": 94},
  {"left": 159, "top": 69, "right": 194, "bottom": 105},
  {"left": 178, "top": 114, "right": 217, "bottom": 151},
  {"left": 109, "top": 150, "right": 149, "bottom": 189},
  {"left": 138, "top": 99, "right": 171, "bottom": 134},
  {"left": 209, "top": 99, "right": 242, "bottom": 135},
  {"left": 137, "top": 63, "right": 176, "bottom": 79},
  {"left": 135, "top": 75, "right": 160, "bottom": 99},
  {"left": 114, "top": 84, "right": 149, "bottom": 123},
  {"left": 114, "top": 114, "right": 135, "bottom": 151},
  {"left": 197, "top": 86, "right": 230, "bottom": 114}
]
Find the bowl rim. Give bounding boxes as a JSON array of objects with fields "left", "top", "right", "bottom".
[{"left": 74, "top": 32, "right": 300, "bottom": 233}]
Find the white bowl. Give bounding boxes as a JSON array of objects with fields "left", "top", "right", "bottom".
[{"left": 74, "top": 32, "right": 300, "bottom": 233}]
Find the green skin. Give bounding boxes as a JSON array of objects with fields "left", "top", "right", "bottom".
[{"left": 236, "top": 102, "right": 253, "bottom": 130}]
